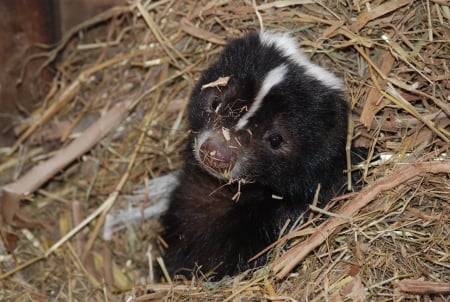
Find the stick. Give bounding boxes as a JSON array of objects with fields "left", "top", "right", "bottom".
[
  {"left": 0, "top": 100, "right": 131, "bottom": 224},
  {"left": 272, "top": 158, "right": 450, "bottom": 279},
  {"left": 394, "top": 279, "right": 450, "bottom": 295}
]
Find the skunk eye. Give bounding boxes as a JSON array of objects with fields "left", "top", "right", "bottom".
[
  {"left": 268, "top": 133, "right": 283, "bottom": 149},
  {"left": 210, "top": 97, "right": 221, "bottom": 112}
]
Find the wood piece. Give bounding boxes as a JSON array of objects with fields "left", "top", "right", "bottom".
[{"left": 272, "top": 158, "right": 450, "bottom": 279}]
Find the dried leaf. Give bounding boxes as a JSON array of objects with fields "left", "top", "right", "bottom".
[{"left": 201, "top": 76, "right": 230, "bottom": 90}]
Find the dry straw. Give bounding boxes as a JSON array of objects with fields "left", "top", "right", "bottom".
[{"left": 0, "top": 0, "right": 449, "bottom": 301}]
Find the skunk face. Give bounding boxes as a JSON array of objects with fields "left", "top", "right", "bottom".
[{"left": 189, "top": 32, "right": 348, "bottom": 198}]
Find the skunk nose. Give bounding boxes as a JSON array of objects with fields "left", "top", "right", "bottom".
[{"left": 200, "top": 138, "right": 237, "bottom": 172}]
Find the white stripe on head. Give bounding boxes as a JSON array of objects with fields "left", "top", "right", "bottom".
[
  {"left": 259, "top": 31, "right": 344, "bottom": 90},
  {"left": 236, "top": 64, "right": 288, "bottom": 130}
]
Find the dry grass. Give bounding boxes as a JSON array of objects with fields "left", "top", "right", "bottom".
[{"left": 1, "top": 0, "right": 449, "bottom": 301}]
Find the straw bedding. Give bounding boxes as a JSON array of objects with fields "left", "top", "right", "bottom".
[{"left": 0, "top": 1, "right": 449, "bottom": 301}]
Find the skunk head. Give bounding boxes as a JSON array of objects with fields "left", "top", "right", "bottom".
[{"left": 188, "top": 32, "right": 348, "bottom": 198}]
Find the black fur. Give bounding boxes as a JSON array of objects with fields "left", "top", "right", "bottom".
[{"left": 161, "top": 32, "right": 349, "bottom": 279}]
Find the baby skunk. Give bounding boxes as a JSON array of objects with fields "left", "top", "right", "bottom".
[{"left": 161, "top": 31, "right": 349, "bottom": 279}]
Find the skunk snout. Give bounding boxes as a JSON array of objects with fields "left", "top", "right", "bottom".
[{"left": 199, "top": 136, "right": 237, "bottom": 173}]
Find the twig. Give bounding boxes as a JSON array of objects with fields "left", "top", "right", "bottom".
[
  {"left": 1, "top": 100, "right": 131, "bottom": 224},
  {"left": 272, "top": 157, "right": 450, "bottom": 279},
  {"left": 393, "top": 279, "right": 450, "bottom": 295},
  {"left": 252, "top": 0, "right": 264, "bottom": 31}
]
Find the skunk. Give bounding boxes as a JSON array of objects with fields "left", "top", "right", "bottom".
[{"left": 161, "top": 31, "right": 349, "bottom": 279}]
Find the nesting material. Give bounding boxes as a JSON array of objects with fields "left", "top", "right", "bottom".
[{"left": 0, "top": 1, "right": 449, "bottom": 301}]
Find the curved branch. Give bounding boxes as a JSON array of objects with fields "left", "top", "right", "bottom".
[{"left": 272, "top": 158, "right": 450, "bottom": 279}]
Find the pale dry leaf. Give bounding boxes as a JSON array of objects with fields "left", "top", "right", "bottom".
[{"left": 201, "top": 76, "right": 230, "bottom": 90}]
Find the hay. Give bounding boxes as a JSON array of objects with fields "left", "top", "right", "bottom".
[{"left": 0, "top": 0, "right": 449, "bottom": 301}]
